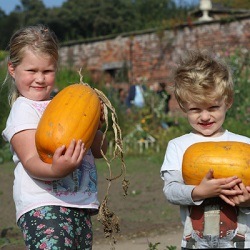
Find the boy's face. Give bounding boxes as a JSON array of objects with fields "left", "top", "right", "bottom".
[{"left": 183, "top": 99, "right": 231, "bottom": 137}]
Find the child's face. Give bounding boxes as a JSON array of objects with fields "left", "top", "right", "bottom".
[
  {"left": 8, "top": 49, "right": 56, "bottom": 101},
  {"left": 183, "top": 99, "right": 230, "bottom": 137}
]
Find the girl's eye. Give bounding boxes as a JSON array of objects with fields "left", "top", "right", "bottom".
[{"left": 44, "top": 70, "right": 55, "bottom": 74}]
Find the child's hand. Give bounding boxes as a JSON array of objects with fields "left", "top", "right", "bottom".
[
  {"left": 226, "top": 183, "right": 250, "bottom": 207},
  {"left": 51, "top": 139, "right": 86, "bottom": 178},
  {"left": 192, "top": 169, "right": 243, "bottom": 206}
]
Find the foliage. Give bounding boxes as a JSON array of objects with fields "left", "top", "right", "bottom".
[
  {"left": 0, "top": 0, "right": 196, "bottom": 50},
  {"left": 118, "top": 85, "right": 191, "bottom": 151},
  {"left": 0, "top": 143, "right": 12, "bottom": 163},
  {"left": 55, "top": 66, "right": 93, "bottom": 90},
  {"left": 148, "top": 241, "right": 161, "bottom": 250},
  {"left": 0, "top": 50, "right": 8, "bottom": 61},
  {"left": 0, "top": 0, "right": 249, "bottom": 50},
  {"left": 0, "top": 66, "right": 10, "bottom": 148},
  {"left": 148, "top": 241, "right": 177, "bottom": 250},
  {"left": 225, "top": 49, "right": 250, "bottom": 133},
  {"left": 212, "top": 0, "right": 250, "bottom": 9}
]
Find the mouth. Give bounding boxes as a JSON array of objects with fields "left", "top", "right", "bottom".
[
  {"left": 198, "top": 122, "right": 214, "bottom": 128},
  {"left": 32, "top": 86, "right": 45, "bottom": 90}
]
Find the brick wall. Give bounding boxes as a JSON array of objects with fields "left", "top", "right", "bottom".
[{"left": 59, "top": 16, "right": 250, "bottom": 112}]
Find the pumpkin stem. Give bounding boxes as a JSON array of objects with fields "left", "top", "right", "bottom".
[
  {"left": 94, "top": 87, "right": 129, "bottom": 195},
  {"left": 97, "top": 195, "right": 119, "bottom": 246},
  {"left": 78, "top": 68, "right": 129, "bottom": 243}
]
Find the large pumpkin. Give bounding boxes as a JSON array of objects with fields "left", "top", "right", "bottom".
[
  {"left": 182, "top": 141, "right": 250, "bottom": 186},
  {"left": 35, "top": 83, "right": 101, "bottom": 163}
]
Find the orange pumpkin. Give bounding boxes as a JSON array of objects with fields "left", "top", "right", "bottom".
[
  {"left": 182, "top": 141, "right": 250, "bottom": 186},
  {"left": 35, "top": 83, "right": 101, "bottom": 163}
]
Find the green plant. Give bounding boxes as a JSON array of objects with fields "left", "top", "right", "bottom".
[
  {"left": 0, "top": 143, "right": 12, "bottom": 164},
  {"left": 148, "top": 241, "right": 161, "bottom": 250},
  {"left": 147, "top": 241, "right": 177, "bottom": 250},
  {"left": 55, "top": 66, "right": 93, "bottom": 90},
  {"left": 165, "top": 246, "right": 177, "bottom": 250},
  {"left": 0, "top": 50, "right": 8, "bottom": 62},
  {"left": 226, "top": 49, "right": 250, "bottom": 129}
]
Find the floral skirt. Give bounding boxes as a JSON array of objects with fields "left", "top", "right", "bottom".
[{"left": 18, "top": 206, "right": 93, "bottom": 250}]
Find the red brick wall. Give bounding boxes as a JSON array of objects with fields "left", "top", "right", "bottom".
[{"left": 59, "top": 16, "right": 250, "bottom": 112}]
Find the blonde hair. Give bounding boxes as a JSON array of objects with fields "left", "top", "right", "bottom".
[
  {"left": 5, "top": 24, "right": 59, "bottom": 106},
  {"left": 173, "top": 50, "right": 234, "bottom": 111}
]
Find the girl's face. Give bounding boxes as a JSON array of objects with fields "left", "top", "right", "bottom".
[
  {"left": 183, "top": 99, "right": 231, "bottom": 137},
  {"left": 8, "top": 49, "right": 57, "bottom": 101}
]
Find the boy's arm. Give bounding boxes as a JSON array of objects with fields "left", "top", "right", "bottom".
[
  {"left": 162, "top": 170, "right": 203, "bottom": 206},
  {"left": 192, "top": 169, "right": 243, "bottom": 206},
  {"left": 163, "top": 169, "right": 243, "bottom": 207},
  {"left": 228, "top": 183, "right": 250, "bottom": 209}
]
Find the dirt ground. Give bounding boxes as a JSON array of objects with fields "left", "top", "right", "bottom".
[{"left": 0, "top": 155, "right": 183, "bottom": 250}]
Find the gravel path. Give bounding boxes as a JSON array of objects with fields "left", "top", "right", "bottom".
[{"left": 93, "top": 229, "right": 183, "bottom": 250}]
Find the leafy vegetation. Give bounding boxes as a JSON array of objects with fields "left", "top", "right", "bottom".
[
  {"left": 0, "top": 0, "right": 249, "bottom": 51},
  {"left": 148, "top": 241, "right": 177, "bottom": 250},
  {"left": 0, "top": 0, "right": 199, "bottom": 50},
  {"left": 224, "top": 49, "right": 250, "bottom": 135},
  {"left": 212, "top": 0, "right": 250, "bottom": 9}
]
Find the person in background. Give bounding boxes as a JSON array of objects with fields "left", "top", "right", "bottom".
[
  {"left": 2, "top": 24, "right": 107, "bottom": 250},
  {"left": 118, "top": 87, "right": 127, "bottom": 106},
  {"left": 160, "top": 49, "right": 250, "bottom": 249},
  {"left": 156, "top": 82, "right": 171, "bottom": 114},
  {"left": 126, "top": 76, "right": 146, "bottom": 114}
]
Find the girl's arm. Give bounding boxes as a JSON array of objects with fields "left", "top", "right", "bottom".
[
  {"left": 90, "top": 100, "right": 108, "bottom": 158},
  {"left": 91, "top": 130, "right": 108, "bottom": 158},
  {"left": 11, "top": 129, "right": 86, "bottom": 181}
]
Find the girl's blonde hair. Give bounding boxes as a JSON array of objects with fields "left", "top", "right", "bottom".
[
  {"left": 5, "top": 24, "right": 59, "bottom": 106},
  {"left": 173, "top": 50, "right": 234, "bottom": 111}
]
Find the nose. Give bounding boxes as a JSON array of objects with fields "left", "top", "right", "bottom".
[
  {"left": 200, "top": 110, "right": 211, "bottom": 121},
  {"left": 36, "top": 72, "right": 45, "bottom": 83}
]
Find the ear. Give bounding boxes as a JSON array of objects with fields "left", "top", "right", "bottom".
[
  {"left": 8, "top": 62, "right": 15, "bottom": 78},
  {"left": 226, "top": 99, "right": 233, "bottom": 109}
]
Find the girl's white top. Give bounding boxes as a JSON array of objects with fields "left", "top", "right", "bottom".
[{"left": 2, "top": 97, "right": 99, "bottom": 222}]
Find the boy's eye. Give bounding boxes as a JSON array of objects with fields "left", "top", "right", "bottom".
[
  {"left": 209, "top": 106, "right": 220, "bottom": 111},
  {"left": 44, "top": 70, "right": 54, "bottom": 74},
  {"left": 188, "top": 108, "right": 200, "bottom": 113}
]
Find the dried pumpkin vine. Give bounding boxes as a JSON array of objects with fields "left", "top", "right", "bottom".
[{"left": 79, "top": 70, "right": 130, "bottom": 245}]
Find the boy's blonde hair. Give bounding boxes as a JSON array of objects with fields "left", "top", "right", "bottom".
[
  {"left": 5, "top": 24, "right": 59, "bottom": 106},
  {"left": 173, "top": 50, "right": 234, "bottom": 111}
]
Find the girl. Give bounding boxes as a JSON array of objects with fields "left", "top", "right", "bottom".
[{"left": 2, "top": 24, "right": 107, "bottom": 249}]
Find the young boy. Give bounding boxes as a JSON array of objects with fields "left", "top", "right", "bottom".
[{"left": 161, "top": 50, "right": 250, "bottom": 249}]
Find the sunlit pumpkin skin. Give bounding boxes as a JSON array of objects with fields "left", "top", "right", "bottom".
[
  {"left": 182, "top": 141, "right": 250, "bottom": 186},
  {"left": 35, "top": 83, "right": 101, "bottom": 163}
]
